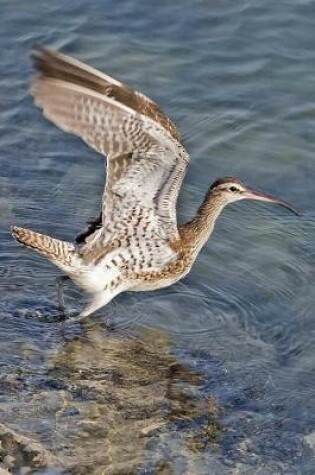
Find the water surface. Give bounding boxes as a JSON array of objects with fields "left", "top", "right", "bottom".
[{"left": 0, "top": 0, "right": 314, "bottom": 473}]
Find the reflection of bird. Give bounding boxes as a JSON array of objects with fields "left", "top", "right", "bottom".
[{"left": 12, "top": 47, "right": 299, "bottom": 320}]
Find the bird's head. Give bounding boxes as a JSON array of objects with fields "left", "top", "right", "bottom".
[{"left": 209, "top": 177, "right": 299, "bottom": 215}]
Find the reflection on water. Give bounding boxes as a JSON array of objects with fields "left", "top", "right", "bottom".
[{"left": 0, "top": 323, "right": 221, "bottom": 474}]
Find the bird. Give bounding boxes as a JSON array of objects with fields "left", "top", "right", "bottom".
[{"left": 11, "top": 46, "right": 299, "bottom": 321}]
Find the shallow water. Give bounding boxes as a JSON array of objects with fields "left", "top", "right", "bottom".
[{"left": 0, "top": 0, "right": 315, "bottom": 473}]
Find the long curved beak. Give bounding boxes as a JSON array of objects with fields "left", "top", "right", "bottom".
[{"left": 243, "top": 188, "right": 300, "bottom": 215}]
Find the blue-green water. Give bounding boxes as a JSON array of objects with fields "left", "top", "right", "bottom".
[{"left": 0, "top": 1, "right": 314, "bottom": 473}]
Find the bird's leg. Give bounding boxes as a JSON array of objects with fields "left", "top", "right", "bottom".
[
  {"left": 55, "top": 275, "right": 70, "bottom": 318},
  {"left": 75, "top": 211, "right": 103, "bottom": 245},
  {"left": 67, "top": 288, "right": 118, "bottom": 324}
]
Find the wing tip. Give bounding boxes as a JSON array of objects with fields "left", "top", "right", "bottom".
[{"left": 31, "top": 44, "right": 52, "bottom": 69}]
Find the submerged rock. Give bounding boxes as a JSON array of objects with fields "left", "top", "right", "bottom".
[
  {"left": 0, "top": 422, "right": 61, "bottom": 473},
  {"left": 0, "top": 323, "right": 221, "bottom": 474}
]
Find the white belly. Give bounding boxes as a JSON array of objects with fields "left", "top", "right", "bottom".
[{"left": 72, "top": 249, "right": 127, "bottom": 293}]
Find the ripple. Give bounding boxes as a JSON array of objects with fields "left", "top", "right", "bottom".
[{"left": 0, "top": 0, "right": 314, "bottom": 472}]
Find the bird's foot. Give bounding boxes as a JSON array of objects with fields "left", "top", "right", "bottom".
[
  {"left": 55, "top": 306, "right": 69, "bottom": 322},
  {"left": 63, "top": 310, "right": 114, "bottom": 329}
]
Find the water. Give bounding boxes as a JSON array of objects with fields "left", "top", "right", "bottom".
[{"left": 0, "top": 0, "right": 314, "bottom": 473}]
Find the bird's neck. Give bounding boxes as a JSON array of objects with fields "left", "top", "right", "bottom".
[{"left": 179, "top": 190, "right": 226, "bottom": 258}]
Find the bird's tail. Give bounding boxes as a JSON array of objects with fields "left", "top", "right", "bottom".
[{"left": 12, "top": 226, "right": 77, "bottom": 271}]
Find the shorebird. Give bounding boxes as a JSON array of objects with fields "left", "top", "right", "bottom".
[{"left": 12, "top": 47, "right": 299, "bottom": 321}]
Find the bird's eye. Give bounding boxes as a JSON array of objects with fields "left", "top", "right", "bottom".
[{"left": 229, "top": 186, "right": 239, "bottom": 192}]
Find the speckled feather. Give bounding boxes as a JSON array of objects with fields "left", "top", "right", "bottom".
[
  {"left": 31, "top": 48, "right": 189, "bottom": 241},
  {"left": 11, "top": 47, "right": 298, "bottom": 319},
  {"left": 13, "top": 47, "right": 193, "bottom": 318}
]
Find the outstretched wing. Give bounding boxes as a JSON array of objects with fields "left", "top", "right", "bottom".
[{"left": 30, "top": 47, "right": 189, "bottom": 248}]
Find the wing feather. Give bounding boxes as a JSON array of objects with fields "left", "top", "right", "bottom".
[
  {"left": 32, "top": 46, "right": 181, "bottom": 142},
  {"left": 31, "top": 78, "right": 158, "bottom": 156},
  {"left": 31, "top": 47, "right": 189, "bottom": 256}
]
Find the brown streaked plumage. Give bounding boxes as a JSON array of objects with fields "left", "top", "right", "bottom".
[{"left": 11, "top": 47, "right": 299, "bottom": 321}]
